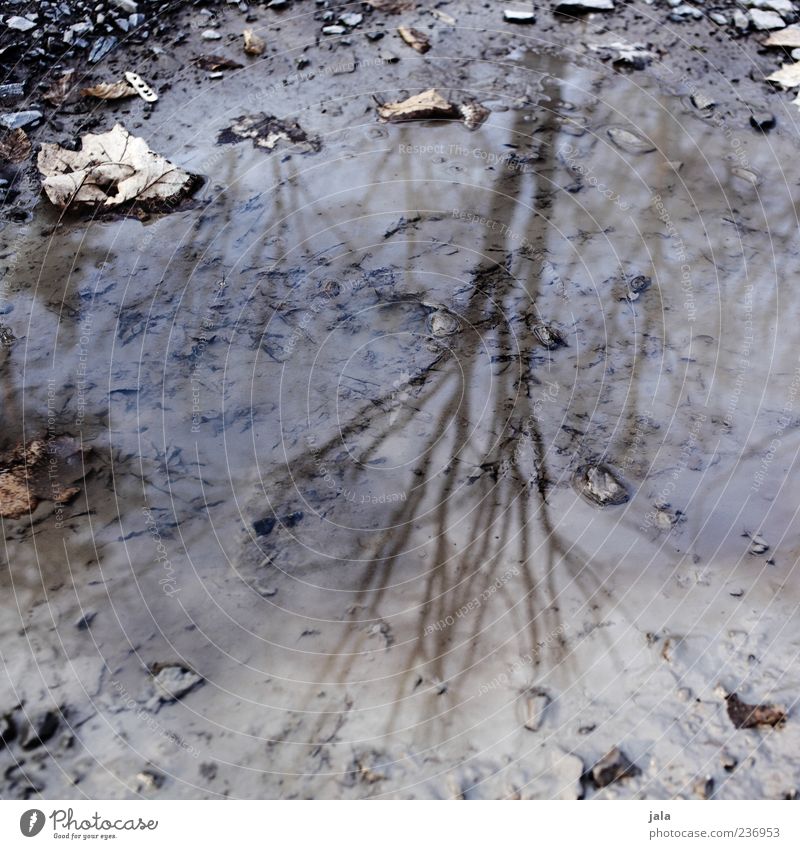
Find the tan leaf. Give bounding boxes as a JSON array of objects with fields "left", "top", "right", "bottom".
[
  {"left": 193, "top": 54, "right": 244, "bottom": 71},
  {"left": 81, "top": 80, "right": 137, "bottom": 100},
  {"left": 766, "top": 61, "right": 800, "bottom": 88},
  {"left": 37, "top": 123, "right": 197, "bottom": 210},
  {"left": 366, "top": 0, "right": 415, "bottom": 11},
  {"left": 0, "top": 436, "right": 84, "bottom": 520},
  {"left": 764, "top": 25, "right": 800, "bottom": 47},
  {"left": 243, "top": 29, "right": 266, "bottom": 56},
  {"left": 43, "top": 70, "right": 77, "bottom": 106},
  {"left": 397, "top": 25, "right": 430, "bottom": 53},
  {"left": 0, "top": 128, "right": 31, "bottom": 163},
  {"left": 377, "top": 88, "right": 458, "bottom": 122}
]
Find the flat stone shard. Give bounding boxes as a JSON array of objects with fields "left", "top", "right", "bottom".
[
  {"left": 607, "top": 125, "right": 656, "bottom": 154},
  {"left": 146, "top": 664, "right": 204, "bottom": 711},
  {"left": 377, "top": 88, "right": 459, "bottom": 123},
  {"left": 38, "top": 124, "right": 197, "bottom": 210},
  {"left": 555, "top": 0, "right": 614, "bottom": 13},
  {"left": 573, "top": 463, "right": 629, "bottom": 507}
]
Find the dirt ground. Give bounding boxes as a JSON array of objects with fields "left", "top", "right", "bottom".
[{"left": 2, "top": 0, "right": 800, "bottom": 799}]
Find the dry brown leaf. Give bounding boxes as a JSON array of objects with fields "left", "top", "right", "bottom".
[
  {"left": 0, "top": 436, "right": 84, "bottom": 520},
  {"left": 193, "top": 54, "right": 244, "bottom": 71},
  {"left": 37, "top": 123, "right": 196, "bottom": 210},
  {"left": 726, "top": 693, "right": 786, "bottom": 729},
  {"left": 377, "top": 88, "right": 458, "bottom": 122},
  {"left": 366, "top": 0, "right": 415, "bottom": 11},
  {"left": 81, "top": 80, "right": 137, "bottom": 100},
  {"left": 766, "top": 61, "right": 800, "bottom": 88},
  {"left": 43, "top": 70, "right": 77, "bottom": 106},
  {"left": 0, "top": 128, "right": 31, "bottom": 164},
  {"left": 243, "top": 29, "right": 266, "bottom": 56},
  {"left": 764, "top": 25, "right": 800, "bottom": 47},
  {"left": 397, "top": 26, "right": 430, "bottom": 53}
]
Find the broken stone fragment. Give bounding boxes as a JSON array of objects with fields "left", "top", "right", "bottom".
[
  {"left": 725, "top": 692, "right": 786, "bottom": 729},
  {"left": 378, "top": 88, "right": 459, "bottom": 122},
  {"left": 522, "top": 688, "right": 551, "bottom": 731},
  {"left": 146, "top": 664, "right": 204, "bottom": 711},
  {"left": 749, "top": 111, "right": 776, "bottom": 132},
  {"left": 750, "top": 9, "right": 785, "bottom": 29},
  {"left": 573, "top": 463, "right": 629, "bottom": 507},
  {"left": 504, "top": 10, "right": 536, "bottom": 23},
  {"left": 0, "top": 111, "right": 42, "bottom": 130},
  {"left": 590, "top": 747, "right": 640, "bottom": 787}
]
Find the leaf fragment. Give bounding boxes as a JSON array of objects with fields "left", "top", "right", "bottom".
[
  {"left": 81, "top": 80, "right": 137, "bottom": 100},
  {"left": 397, "top": 26, "right": 430, "bottom": 53},
  {"left": 0, "top": 128, "right": 31, "bottom": 163}
]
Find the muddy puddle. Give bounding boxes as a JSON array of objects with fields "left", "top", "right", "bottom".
[{"left": 2, "top": 49, "right": 800, "bottom": 799}]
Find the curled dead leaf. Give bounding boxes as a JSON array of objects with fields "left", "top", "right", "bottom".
[
  {"left": 377, "top": 88, "right": 458, "bottom": 122},
  {"left": 37, "top": 123, "right": 198, "bottom": 211},
  {"left": 43, "top": 70, "right": 77, "bottom": 106},
  {"left": 243, "top": 29, "right": 266, "bottom": 56},
  {"left": 193, "top": 54, "right": 244, "bottom": 71},
  {"left": 397, "top": 26, "right": 430, "bottom": 53},
  {"left": 0, "top": 128, "right": 31, "bottom": 164},
  {"left": 81, "top": 80, "right": 137, "bottom": 100},
  {"left": 377, "top": 88, "right": 490, "bottom": 130},
  {"left": 0, "top": 436, "right": 84, "bottom": 520}
]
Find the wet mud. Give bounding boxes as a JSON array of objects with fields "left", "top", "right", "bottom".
[{"left": 2, "top": 2, "right": 800, "bottom": 800}]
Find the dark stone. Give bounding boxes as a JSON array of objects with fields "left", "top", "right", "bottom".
[
  {"left": 253, "top": 516, "right": 276, "bottom": 536},
  {"left": 590, "top": 747, "right": 640, "bottom": 787},
  {"left": 750, "top": 111, "right": 776, "bottom": 132},
  {"left": 21, "top": 710, "right": 61, "bottom": 750}
]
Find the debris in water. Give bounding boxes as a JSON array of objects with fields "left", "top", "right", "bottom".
[
  {"left": 147, "top": 664, "right": 204, "bottom": 711},
  {"left": 365, "top": 0, "right": 415, "bottom": 11},
  {"left": 81, "top": 80, "right": 137, "bottom": 100},
  {"left": 340, "top": 12, "right": 364, "bottom": 27},
  {"left": 38, "top": 124, "right": 198, "bottom": 211},
  {"left": 573, "top": 463, "right": 629, "bottom": 507},
  {"left": 243, "top": 29, "right": 266, "bottom": 56},
  {"left": 0, "top": 436, "right": 84, "bottom": 519},
  {"left": 590, "top": 748, "right": 640, "bottom": 787},
  {"left": 690, "top": 90, "right": 715, "bottom": 111},
  {"left": 193, "top": 54, "right": 244, "bottom": 71},
  {"left": 398, "top": 26, "right": 431, "bottom": 53},
  {"left": 624, "top": 274, "right": 651, "bottom": 302},
  {"left": 522, "top": 688, "right": 551, "bottom": 731},
  {"left": 589, "top": 40, "right": 655, "bottom": 69},
  {"left": 427, "top": 309, "right": 460, "bottom": 338},
  {"left": 0, "top": 129, "right": 31, "bottom": 164},
  {"left": 458, "top": 100, "right": 491, "bottom": 130},
  {"left": 745, "top": 532, "right": 770, "bottom": 555},
  {"left": 606, "top": 125, "right": 656, "bottom": 154},
  {"left": 533, "top": 322, "right": 567, "bottom": 350},
  {"left": 725, "top": 693, "right": 785, "bottom": 729},
  {"left": 731, "top": 166, "right": 762, "bottom": 187},
  {"left": 766, "top": 62, "right": 800, "bottom": 88},
  {"left": 504, "top": 10, "right": 536, "bottom": 23},
  {"left": 217, "top": 114, "right": 321, "bottom": 153}
]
